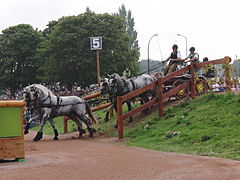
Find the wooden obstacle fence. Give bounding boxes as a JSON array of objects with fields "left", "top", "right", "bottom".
[
  {"left": 63, "top": 92, "right": 113, "bottom": 133},
  {"left": 117, "top": 57, "right": 232, "bottom": 139},
  {"left": 0, "top": 100, "right": 25, "bottom": 160}
]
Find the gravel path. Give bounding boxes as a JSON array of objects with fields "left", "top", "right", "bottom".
[{"left": 1, "top": 131, "right": 240, "bottom": 180}]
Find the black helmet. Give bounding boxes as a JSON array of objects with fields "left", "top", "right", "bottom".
[
  {"left": 189, "top": 47, "right": 195, "bottom": 52},
  {"left": 203, "top": 57, "right": 208, "bottom": 62},
  {"left": 172, "top": 44, "right": 178, "bottom": 49}
]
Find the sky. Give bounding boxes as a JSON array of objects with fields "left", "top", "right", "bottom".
[{"left": 0, "top": 0, "right": 239, "bottom": 62}]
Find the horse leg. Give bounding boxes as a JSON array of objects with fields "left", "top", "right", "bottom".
[
  {"left": 69, "top": 114, "right": 86, "bottom": 137},
  {"left": 105, "top": 111, "right": 110, "bottom": 122},
  {"left": 24, "top": 114, "right": 41, "bottom": 135},
  {"left": 105, "top": 104, "right": 114, "bottom": 122},
  {"left": 24, "top": 122, "right": 31, "bottom": 135},
  {"left": 126, "top": 101, "right": 132, "bottom": 123},
  {"left": 141, "top": 95, "right": 150, "bottom": 114},
  {"left": 150, "top": 90, "right": 156, "bottom": 109},
  {"left": 49, "top": 119, "right": 59, "bottom": 140},
  {"left": 79, "top": 114, "right": 96, "bottom": 137},
  {"left": 112, "top": 100, "right": 118, "bottom": 129},
  {"left": 33, "top": 120, "right": 44, "bottom": 142},
  {"left": 33, "top": 114, "right": 48, "bottom": 142}
]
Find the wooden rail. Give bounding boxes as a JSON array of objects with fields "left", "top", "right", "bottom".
[
  {"left": 117, "top": 56, "right": 232, "bottom": 139},
  {"left": 83, "top": 92, "right": 101, "bottom": 100}
]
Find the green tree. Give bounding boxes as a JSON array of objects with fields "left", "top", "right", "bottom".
[
  {"left": 40, "top": 11, "right": 139, "bottom": 86},
  {"left": 118, "top": 4, "right": 139, "bottom": 50},
  {"left": 0, "top": 24, "right": 42, "bottom": 95}
]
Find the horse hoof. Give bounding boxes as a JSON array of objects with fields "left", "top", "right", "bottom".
[
  {"left": 79, "top": 129, "right": 86, "bottom": 136},
  {"left": 33, "top": 138, "right": 39, "bottom": 142},
  {"left": 24, "top": 130, "right": 29, "bottom": 135},
  {"left": 53, "top": 137, "right": 58, "bottom": 140},
  {"left": 89, "top": 134, "right": 93, "bottom": 138},
  {"left": 33, "top": 132, "right": 43, "bottom": 142},
  {"left": 105, "top": 118, "right": 109, "bottom": 122},
  {"left": 114, "top": 125, "right": 118, "bottom": 129},
  {"left": 91, "top": 128, "right": 97, "bottom": 133},
  {"left": 88, "top": 128, "right": 96, "bottom": 135}
]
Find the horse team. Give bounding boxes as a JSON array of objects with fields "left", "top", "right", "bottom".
[{"left": 23, "top": 73, "right": 157, "bottom": 141}]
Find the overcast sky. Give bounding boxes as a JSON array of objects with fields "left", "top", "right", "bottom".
[{"left": 1, "top": 0, "right": 239, "bottom": 62}]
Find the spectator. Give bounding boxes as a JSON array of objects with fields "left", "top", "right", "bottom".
[
  {"left": 123, "top": 67, "right": 131, "bottom": 79},
  {"left": 202, "top": 57, "right": 215, "bottom": 78}
]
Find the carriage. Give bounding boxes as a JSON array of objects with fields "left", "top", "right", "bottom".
[{"left": 152, "top": 72, "right": 210, "bottom": 101}]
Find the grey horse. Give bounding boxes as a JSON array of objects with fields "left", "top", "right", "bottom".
[
  {"left": 100, "top": 73, "right": 156, "bottom": 127},
  {"left": 23, "top": 84, "right": 97, "bottom": 141}
]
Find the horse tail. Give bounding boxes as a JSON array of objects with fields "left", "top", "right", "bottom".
[{"left": 85, "top": 102, "right": 98, "bottom": 125}]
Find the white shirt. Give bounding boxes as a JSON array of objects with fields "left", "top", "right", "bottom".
[{"left": 176, "top": 51, "right": 182, "bottom": 58}]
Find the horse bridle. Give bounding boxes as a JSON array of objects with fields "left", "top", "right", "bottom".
[
  {"left": 24, "top": 86, "right": 52, "bottom": 108},
  {"left": 102, "top": 76, "right": 130, "bottom": 96}
]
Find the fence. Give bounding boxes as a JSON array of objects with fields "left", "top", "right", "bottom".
[
  {"left": 0, "top": 100, "right": 25, "bottom": 160},
  {"left": 117, "top": 57, "right": 232, "bottom": 139}
]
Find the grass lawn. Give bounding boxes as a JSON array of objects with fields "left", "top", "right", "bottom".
[{"left": 124, "top": 92, "right": 240, "bottom": 160}]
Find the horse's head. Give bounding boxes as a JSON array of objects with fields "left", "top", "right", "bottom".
[
  {"left": 105, "top": 73, "right": 126, "bottom": 95},
  {"left": 99, "top": 73, "right": 120, "bottom": 95},
  {"left": 23, "top": 85, "right": 40, "bottom": 106},
  {"left": 100, "top": 77, "right": 112, "bottom": 95}
]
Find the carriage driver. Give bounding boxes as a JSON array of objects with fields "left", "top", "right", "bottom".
[{"left": 163, "top": 44, "right": 183, "bottom": 76}]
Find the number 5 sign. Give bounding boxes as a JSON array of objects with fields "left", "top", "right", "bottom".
[{"left": 90, "top": 37, "right": 102, "bottom": 50}]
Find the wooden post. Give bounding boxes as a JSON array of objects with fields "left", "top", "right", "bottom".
[
  {"left": 190, "top": 63, "right": 196, "bottom": 99},
  {"left": 96, "top": 50, "right": 100, "bottom": 85},
  {"left": 157, "top": 78, "right": 164, "bottom": 117},
  {"left": 63, "top": 116, "right": 68, "bottom": 133},
  {"left": 117, "top": 96, "right": 123, "bottom": 139},
  {"left": 224, "top": 56, "right": 232, "bottom": 92}
]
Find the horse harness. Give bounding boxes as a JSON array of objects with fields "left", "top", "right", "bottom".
[{"left": 115, "top": 77, "right": 136, "bottom": 95}]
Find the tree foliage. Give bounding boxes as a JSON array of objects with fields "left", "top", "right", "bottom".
[
  {"left": 118, "top": 4, "right": 139, "bottom": 50},
  {"left": 40, "top": 11, "right": 140, "bottom": 86},
  {"left": 0, "top": 8, "right": 140, "bottom": 90},
  {"left": 0, "top": 24, "right": 42, "bottom": 93}
]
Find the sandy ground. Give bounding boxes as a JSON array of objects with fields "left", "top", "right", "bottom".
[{"left": 0, "top": 131, "right": 240, "bottom": 180}]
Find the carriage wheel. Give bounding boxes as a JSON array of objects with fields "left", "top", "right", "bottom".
[
  {"left": 172, "top": 79, "right": 190, "bottom": 100},
  {"left": 195, "top": 79, "right": 209, "bottom": 96}
]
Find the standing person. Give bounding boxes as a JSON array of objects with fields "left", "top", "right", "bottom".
[
  {"left": 183, "top": 47, "right": 199, "bottom": 63},
  {"left": 202, "top": 57, "right": 215, "bottom": 78},
  {"left": 163, "top": 44, "right": 183, "bottom": 76},
  {"left": 123, "top": 67, "right": 131, "bottom": 79}
]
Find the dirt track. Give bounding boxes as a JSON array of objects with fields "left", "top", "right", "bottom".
[{"left": 1, "top": 131, "right": 240, "bottom": 180}]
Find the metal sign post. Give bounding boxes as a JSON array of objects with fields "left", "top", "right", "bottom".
[{"left": 90, "top": 37, "right": 102, "bottom": 84}]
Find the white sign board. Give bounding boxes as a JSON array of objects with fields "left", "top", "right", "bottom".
[{"left": 90, "top": 37, "right": 102, "bottom": 50}]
